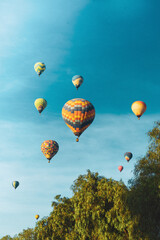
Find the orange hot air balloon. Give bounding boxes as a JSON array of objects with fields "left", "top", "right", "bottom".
[
  {"left": 118, "top": 166, "right": 123, "bottom": 172},
  {"left": 131, "top": 101, "right": 147, "bottom": 120}
]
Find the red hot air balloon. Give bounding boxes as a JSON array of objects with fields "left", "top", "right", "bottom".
[{"left": 118, "top": 166, "right": 123, "bottom": 172}]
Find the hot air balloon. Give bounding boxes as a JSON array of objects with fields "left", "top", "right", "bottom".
[
  {"left": 124, "top": 152, "right": 133, "bottom": 162},
  {"left": 62, "top": 98, "right": 95, "bottom": 142},
  {"left": 35, "top": 214, "right": 39, "bottom": 220},
  {"left": 34, "top": 62, "right": 46, "bottom": 76},
  {"left": 131, "top": 101, "right": 147, "bottom": 120},
  {"left": 118, "top": 166, "right": 123, "bottom": 172},
  {"left": 34, "top": 98, "right": 47, "bottom": 114},
  {"left": 41, "top": 140, "right": 59, "bottom": 163},
  {"left": 12, "top": 181, "right": 19, "bottom": 189},
  {"left": 72, "top": 75, "right": 83, "bottom": 90}
]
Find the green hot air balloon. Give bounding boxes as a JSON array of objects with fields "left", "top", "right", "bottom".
[{"left": 12, "top": 181, "right": 19, "bottom": 189}]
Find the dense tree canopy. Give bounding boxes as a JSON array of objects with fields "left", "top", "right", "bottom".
[{"left": 1, "top": 122, "right": 160, "bottom": 240}]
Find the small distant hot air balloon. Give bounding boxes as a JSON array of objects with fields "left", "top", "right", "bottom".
[
  {"left": 34, "top": 62, "right": 46, "bottom": 76},
  {"left": 35, "top": 214, "right": 39, "bottom": 220},
  {"left": 62, "top": 98, "right": 95, "bottom": 142},
  {"left": 12, "top": 181, "right": 19, "bottom": 189},
  {"left": 41, "top": 140, "right": 59, "bottom": 163},
  {"left": 131, "top": 101, "right": 147, "bottom": 120},
  {"left": 118, "top": 166, "right": 123, "bottom": 172},
  {"left": 34, "top": 98, "right": 47, "bottom": 114},
  {"left": 124, "top": 152, "right": 133, "bottom": 162},
  {"left": 72, "top": 75, "right": 83, "bottom": 90}
]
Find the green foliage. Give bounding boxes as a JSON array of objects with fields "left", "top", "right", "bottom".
[
  {"left": 128, "top": 121, "right": 160, "bottom": 239},
  {"left": 12, "top": 228, "right": 35, "bottom": 240},
  {"left": 71, "top": 170, "right": 136, "bottom": 240},
  {"left": 0, "top": 236, "right": 13, "bottom": 240},
  {"left": 34, "top": 170, "right": 138, "bottom": 240}
]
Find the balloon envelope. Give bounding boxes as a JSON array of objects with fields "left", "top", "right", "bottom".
[
  {"left": 72, "top": 75, "right": 83, "bottom": 89},
  {"left": 62, "top": 98, "right": 95, "bottom": 141},
  {"left": 118, "top": 166, "right": 123, "bottom": 172},
  {"left": 34, "top": 98, "right": 47, "bottom": 113},
  {"left": 124, "top": 152, "right": 133, "bottom": 162},
  {"left": 34, "top": 62, "right": 46, "bottom": 76},
  {"left": 12, "top": 181, "right": 19, "bottom": 189},
  {"left": 41, "top": 140, "right": 59, "bottom": 163},
  {"left": 35, "top": 214, "right": 39, "bottom": 220},
  {"left": 131, "top": 101, "right": 146, "bottom": 119}
]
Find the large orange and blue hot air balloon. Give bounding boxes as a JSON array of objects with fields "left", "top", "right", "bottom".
[
  {"left": 72, "top": 75, "right": 83, "bottom": 90},
  {"left": 34, "top": 62, "right": 46, "bottom": 76},
  {"left": 124, "top": 152, "right": 133, "bottom": 162},
  {"left": 131, "top": 101, "right": 147, "bottom": 120},
  {"left": 62, "top": 98, "right": 95, "bottom": 142},
  {"left": 41, "top": 140, "right": 59, "bottom": 163}
]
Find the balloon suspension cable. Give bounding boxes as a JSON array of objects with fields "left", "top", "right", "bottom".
[{"left": 76, "top": 137, "right": 79, "bottom": 142}]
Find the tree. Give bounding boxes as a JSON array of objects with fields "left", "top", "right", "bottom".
[
  {"left": 0, "top": 236, "right": 13, "bottom": 240},
  {"left": 128, "top": 121, "right": 160, "bottom": 239},
  {"left": 12, "top": 228, "right": 35, "bottom": 240},
  {"left": 35, "top": 170, "right": 138, "bottom": 240},
  {"left": 71, "top": 170, "right": 138, "bottom": 240}
]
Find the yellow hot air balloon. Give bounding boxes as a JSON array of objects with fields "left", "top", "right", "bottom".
[
  {"left": 131, "top": 101, "right": 147, "bottom": 120},
  {"left": 35, "top": 214, "right": 39, "bottom": 220},
  {"left": 62, "top": 98, "right": 95, "bottom": 142},
  {"left": 34, "top": 62, "right": 46, "bottom": 76},
  {"left": 34, "top": 98, "right": 47, "bottom": 114}
]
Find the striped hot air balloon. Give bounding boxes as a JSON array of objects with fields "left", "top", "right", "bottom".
[
  {"left": 72, "top": 75, "right": 83, "bottom": 90},
  {"left": 62, "top": 98, "right": 95, "bottom": 142},
  {"left": 34, "top": 62, "right": 46, "bottom": 76},
  {"left": 34, "top": 98, "right": 47, "bottom": 114},
  {"left": 41, "top": 140, "right": 59, "bottom": 163}
]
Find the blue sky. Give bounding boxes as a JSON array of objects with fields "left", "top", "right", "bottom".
[{"left": 0, "top": 0, "right": 160, "bottom": 237}]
